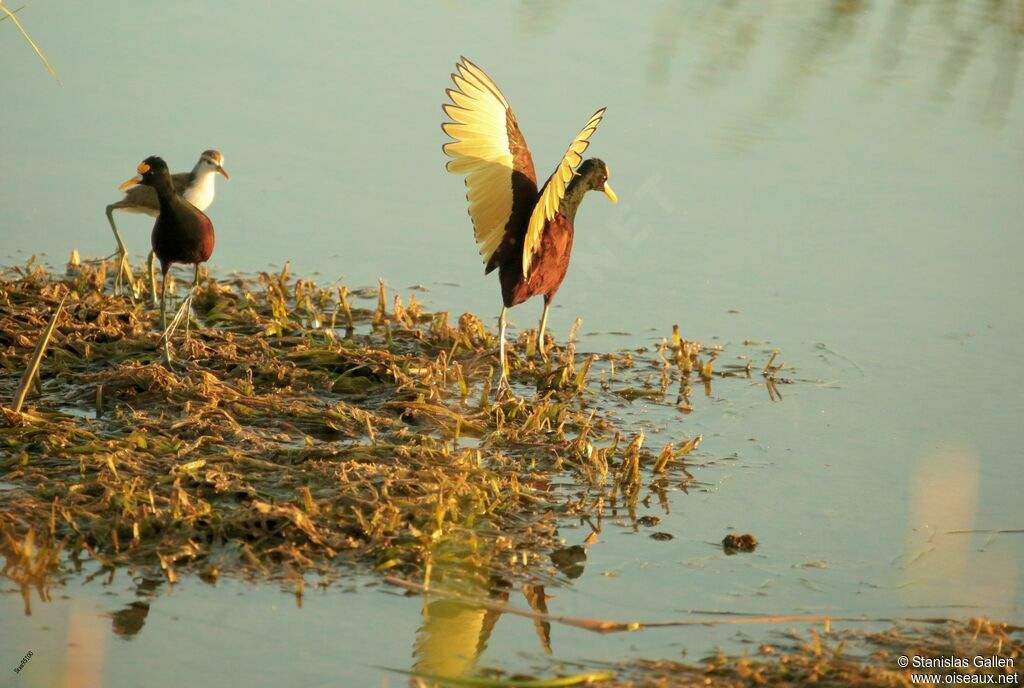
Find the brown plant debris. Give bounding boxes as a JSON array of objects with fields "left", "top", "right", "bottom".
[
  {"left": 579, "top": 617, "right": 1022, "bottom": 687},
  {"left": 722, "top": 532, "right": 758, "bottom": 554},
  {"left": 0, "top": 257, "right": 779, "bottom": 589}
]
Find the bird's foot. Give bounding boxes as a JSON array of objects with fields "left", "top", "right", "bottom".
[
  {"left": 163, "top": 291, "right": 195, "bottom": 339},
  {"left": 182, "top": 291, "right": 201, "bottom": 341},
  {"left": 161, "top": 341, "right": 174, "bottom": 369},
  {"left": 112, "top": 251, "right": 136, "bottom": 297},
  {"left": 161, "top": 339, "right": 203, "bottom": 374},
  {"left": 496, "top": 371, "right": 513, "bottom": 397},
  {"left": 157, "top": 291, "right": 197, "bottom": 366}
]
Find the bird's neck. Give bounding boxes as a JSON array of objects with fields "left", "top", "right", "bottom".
[
  {"left": 185, "top": 168, "right": 217, "bottom": 210},
  {"left": 151, "top": 177, "right": 178, "bottom": 206},
  {"left": 559, "top": 174, "right": 591, "bottom": 224}
]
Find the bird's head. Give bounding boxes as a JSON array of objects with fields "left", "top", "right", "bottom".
[
  {"left": 577, "top": 158, "right": 617, "bottom": 203},
  {"left": 119, "top": 156, "right": 170, "bottom": 190},
  {"left": 198, "top": 149, "right": 229, "bottom": 179}
]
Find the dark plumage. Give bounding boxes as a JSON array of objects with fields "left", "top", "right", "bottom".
[
  {"left": 106, "top": 150, "right": 227, "bottom": 302},
  {"left": 442, "top": 58, "right": 617, "bottom": 386},
  {"left": 119, "top": 156, "right": 215, "bottom": 364},
  {"left": 498, "top": 159, "right": 612, "bottom": 309}
]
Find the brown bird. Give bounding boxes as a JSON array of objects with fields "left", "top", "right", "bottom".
[
  {"left": 119, "top": 156, "right": 216, "bottom": 364},
  {"left": 106, "top": 150, "right": 228, "bottom": 302},
  {"left": 442, "top": 57, "right": 617, "bottom": 387}
]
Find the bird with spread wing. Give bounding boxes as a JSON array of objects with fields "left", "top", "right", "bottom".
[{"left": 442, "top": 57, "right": 617, "bottom": 389}]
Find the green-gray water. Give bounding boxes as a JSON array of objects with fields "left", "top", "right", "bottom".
[{"left": 2, "top": 1, "right": 1022, "bottom": 685}]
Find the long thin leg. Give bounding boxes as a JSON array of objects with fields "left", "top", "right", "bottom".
[
  {"left": 147, "top": 251, "right": 158, "bottom": 308},
  {"left": 537, "top": 295, "right": 552, "bottom": 360},
  {"left": 184, "top": 263, "right": 201, "bottom": 341},
  {"left": 498, "top": 306, "right": 509, "bottom": 389},
  {"left": 106, "top": 205, "right": 134, "bottom": 295},
  {"left": 105, "top": 206, "right": 128, "bottom": 257},
  {"left": 160, "top": 267, "right": 172, "bottom": 366}
]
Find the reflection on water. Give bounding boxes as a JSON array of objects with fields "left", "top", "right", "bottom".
[
  {"left": 514, "top": 0, "right": 568, "bottom": 36},
  {"left": 902, "top": 440, "right": 1019, "bottom": 613},
  {"left": 1, "top": 0, "right": 1022, "bottom": 683},
  {"left": 412, "top": 584, "right": 555, "bottom": 680},
  {"left": 649, "top": 0, "right": 772, "bottom": 92},
  {"left": 108, "top": 576, "right": 163, "bottom": 638},
  {"left": 411, "top": 538, "right": 571, "bottom": 682},
  {"left": 550, "top": 544, "right": 588, "bottom": 579},
  {"left": 64, "top": 606, "right": 107, "bottom": 687},
  {"left": 647, "top": 0, "right": 1023, "bottom": 136},
  {"left": 110, "top": 601, "right": 150, "bottom": 638}
]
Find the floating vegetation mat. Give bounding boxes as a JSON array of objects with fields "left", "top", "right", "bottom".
[
  {"left": 506, "top": 618, "right": 1023, "bottom": 687},
  {"left": 4, "top": 259, "right": 1017, "bottom": 687},
  {"left": 0, "top": 256, "right": 784, "bottom": 591}
]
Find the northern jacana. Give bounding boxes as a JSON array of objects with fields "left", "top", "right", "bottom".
[
  {"left": 106, "top": 150, "right": 228, "bottom": 302},
  {"left": 442, "top": 57, "right": 617, "bottom": 387},
  {"left": 119, "top": 156, "right": 216, "bottom": 364}
]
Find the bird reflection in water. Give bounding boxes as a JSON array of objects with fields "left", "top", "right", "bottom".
[
  {"left": 108, "top": 576, "right": 164, "bottom": 639},
  {"left": 110, "top": 601, "right": 150, "bottom": 638},
  {"left": 410, "top": 543, "right": 589, "bottom": 683}
]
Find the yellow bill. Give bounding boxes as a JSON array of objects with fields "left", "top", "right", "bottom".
[
  {"left": 603, "top": 182, "right": 618, "bottom": 203},
  {"left": 118, "top": 162, "right": 150, "bottom": 190}
]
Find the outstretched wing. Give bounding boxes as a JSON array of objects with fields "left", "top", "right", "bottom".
[
  {"left": 522, "top": 108, "right": 606, "bottom": 278},
  {"left": 443, "top": 57, "right": 538, "bottom": 270}
]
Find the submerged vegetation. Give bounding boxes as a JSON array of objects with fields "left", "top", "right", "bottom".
[{"left": 0, "top": 256, "right": 781, "bottom": 592}]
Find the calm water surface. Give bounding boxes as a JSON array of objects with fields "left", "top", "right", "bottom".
[{"left": 2, "top": 0, "right": 1022, "bottom": 685}]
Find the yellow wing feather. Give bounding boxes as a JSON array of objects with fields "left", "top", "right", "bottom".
[
  {"left": 443, "top": 58, "right": 533, "bottom": 267},
  {"left": 522, "top": 108, "right": 606, "bottom": 278}
]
